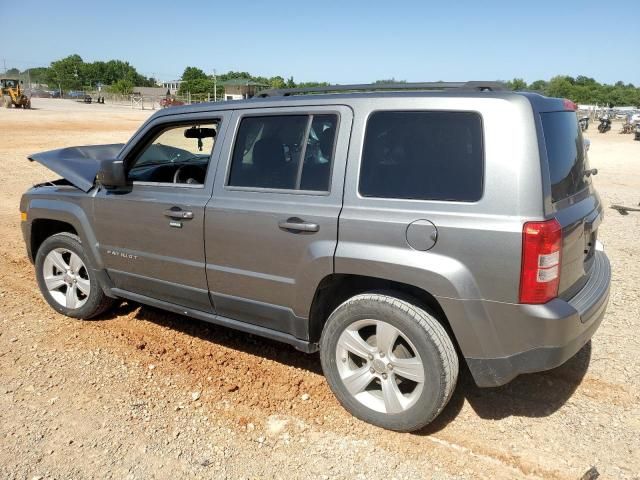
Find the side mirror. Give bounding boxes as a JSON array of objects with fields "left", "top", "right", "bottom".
[{"left": 96, "top": 159, "right": 127, "bottom": 188}]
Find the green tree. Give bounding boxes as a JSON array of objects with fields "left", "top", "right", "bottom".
[
  {"left": 269, "top": 76, "right": 286, "bottom": 89},
  {"left": 506, "top": 78, "right": 528, "bottom": 91},
  {"left": 23, "top": 67, "right": 49, "bottom": 85},
  {"left": 529, "top": 80, "right": 547, "bottom": 92},
  {"left": 46, "top": 54, "right": 84, "bottom": 90},
  {"left": 181, "top": 66, "right": 208, "bottom": 82},
  {"left": 546, "top": 75, "right": 575, "bottom": 99},
  {"left": 108, "top": 79, "right": 134, "bottom": 95}
]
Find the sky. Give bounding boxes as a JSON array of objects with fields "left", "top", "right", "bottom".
[{"left": 1, "top": 0, "right": 638, "bottom": 85}]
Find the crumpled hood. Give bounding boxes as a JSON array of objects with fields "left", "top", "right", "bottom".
[{"left": 28, "top": 144, "right": 125, "bottom": 192}]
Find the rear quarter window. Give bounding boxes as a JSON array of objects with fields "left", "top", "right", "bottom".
[
  {"left": 359, "top": 111, "right": 484, "bottom": 202},
  {"left": 540, "top": 112, "right": 589, "bottom": 202}
]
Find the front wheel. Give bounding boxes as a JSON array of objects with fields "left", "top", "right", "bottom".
[
  {"left": 320, "top": 292, "right": 458, "bottom": 432},
  {"left": 35, "top": 232, "right": 115, "bottom": 319}
]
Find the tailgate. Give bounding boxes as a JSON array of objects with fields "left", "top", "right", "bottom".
[{"left": 556, "top": 197, "right": 603, "bottom": 299}]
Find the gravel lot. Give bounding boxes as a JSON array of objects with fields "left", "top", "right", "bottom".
[{"left": 1, "top": 99, "right": 638, "bottom": 480}]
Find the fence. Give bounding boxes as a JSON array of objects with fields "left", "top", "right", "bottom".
[{"left": 26, "top": 88, "right": 229, "bottom": 110}]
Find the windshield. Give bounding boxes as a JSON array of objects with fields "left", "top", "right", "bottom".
[{"left": 541, "top": 112, "right": 590, "bottom": 202}]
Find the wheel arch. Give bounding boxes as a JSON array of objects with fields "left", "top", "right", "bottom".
[
  {"left": 308, "top": 274, "right": 459, "bottom": 352},
  {"left": 26, "top": 199, "right": 103, "bottom": 269},
  {"left": 30, "top": 218, "right": 77, "bottom": 261}
]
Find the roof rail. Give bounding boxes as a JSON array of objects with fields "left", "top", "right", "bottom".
[{"left": 256, "top": 81, "right": 506, "bottom": 98}]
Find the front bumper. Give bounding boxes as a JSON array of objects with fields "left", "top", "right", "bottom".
[{"left": 447, "top": 250, "right": 611, "bottom": 387}]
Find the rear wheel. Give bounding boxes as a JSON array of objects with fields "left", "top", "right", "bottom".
[
  {"left": 35, "top": 233, "right": 114, "bottom": 319},
  {"left": 320, "top": 292, "right": 458, "bottom": 432}
]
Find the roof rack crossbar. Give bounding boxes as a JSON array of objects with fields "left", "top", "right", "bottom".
[{"left": 257, "top": 81, "right": 506, "bottom": 98}]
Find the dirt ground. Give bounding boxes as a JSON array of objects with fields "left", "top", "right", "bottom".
[{"left": 1, "top": 99, "right": 638, "bottom": 480}]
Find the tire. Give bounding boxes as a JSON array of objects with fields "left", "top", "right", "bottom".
[
  {"left": 320, "top": 292, "right": 458, "bottom": 432},
  {"left": 35, "top": 232, "right": 114, "bottom": 319}
]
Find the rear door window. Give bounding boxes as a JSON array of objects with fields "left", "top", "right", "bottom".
[
  {"left": 359, "top": 111, "right": 484, "bottom": 201},
  {"left": 540, "top": 112, "right": 589, "bottom": 202},
  {"left": 228, "top": 114, "right": 337, "bottom": 192}
]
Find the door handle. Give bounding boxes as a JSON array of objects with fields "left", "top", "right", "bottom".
[
  {"left": 278, "top": 218, "right": 319, "bottom": 233},
  {"left": 163, "top": 208, "right": 194, "bottom": 219}
]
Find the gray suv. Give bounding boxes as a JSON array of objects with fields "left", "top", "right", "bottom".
[{"left": 20, "top": 82, "right": 611, "bottom": 431}]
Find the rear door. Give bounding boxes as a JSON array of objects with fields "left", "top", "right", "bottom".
[
  {"left": 540, "top": 110, "right": 603, "bottom": 299},
  {"left": 204, "top": 106, "right": 352, "bottom": 339}
]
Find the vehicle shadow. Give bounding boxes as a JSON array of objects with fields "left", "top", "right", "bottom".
[
  {"left": 102, "top": 302, "right": 592, "bottom": 432},
  {"left": 111, "top": 302, "right": 324, "bottom": 375},
  {"left": 417, "top": 341, "right": 592, "bottom": 435}
]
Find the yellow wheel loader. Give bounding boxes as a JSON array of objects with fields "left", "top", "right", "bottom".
[{"left": 1, "top": 78, "right": 31, "bottom": 108}]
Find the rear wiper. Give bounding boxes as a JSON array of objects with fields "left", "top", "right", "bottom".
[{"left": 584, "top": 168, "right": 598, "bottom": 177}]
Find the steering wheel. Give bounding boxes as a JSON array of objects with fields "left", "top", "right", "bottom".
[{"left": 173, "top": 164, "right": 205, "bottom": 184}]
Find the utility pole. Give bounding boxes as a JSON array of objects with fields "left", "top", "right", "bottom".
[
  {"left": 213, "top": 68, "right": 217, "bottom": 102},
  {"left": 2, "top": 58, "right": 6, "bottom": 74}
]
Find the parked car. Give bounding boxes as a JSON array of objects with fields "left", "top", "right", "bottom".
[{"left": 20, "top": 82, "right": 611, "bottom": 432}]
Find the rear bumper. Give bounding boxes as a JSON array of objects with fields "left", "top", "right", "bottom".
[{"left": 442, "top": 250, "right": 610, "bottom": 387}]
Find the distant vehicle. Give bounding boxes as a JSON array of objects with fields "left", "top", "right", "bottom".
[
  {"left": 635, "top": 123, "right": 640, "bottom": 141},
  {"left": 66, "top": 91, "right": 85, "bottom": 98},
  {"left": 1, "top": 77, "right": 31, "bottom": 108},
  {"left": 598, "top": 116, "right": 612, "bottom": 133}
]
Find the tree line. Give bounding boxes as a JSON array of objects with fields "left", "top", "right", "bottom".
[
  {"left": 506, "top": 76, "right": 640, "bottom": 107},
  {"left": 4, "top": 55, "right": 640, "bottom": 106},
  {"left": 178, "top": 66, "right": 329, "bottom": 97},
  {"left": 179, "top": 68, "right": 640, "bottom": 107},
  {"left": 5, "top": 54, "right": 156, "bottom": 94}
]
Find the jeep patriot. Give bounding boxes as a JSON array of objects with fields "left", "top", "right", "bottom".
[{"left": 20, "top": 82, "right": 611, "bottom": 431}]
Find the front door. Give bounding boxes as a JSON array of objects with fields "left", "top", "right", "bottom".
[
  {"left": 204, "top": 106, "right": 353, "bottom": 339},
  {"left": 93, "top": 113, "right": 229, "bottom": 312}
]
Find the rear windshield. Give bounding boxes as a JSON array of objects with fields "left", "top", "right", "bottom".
[
  {"left": 541, "top": 112, "right": 589, "bottom": 202},
  {"left": 359, "top": 111, "right": 484, "bottom": 202}
]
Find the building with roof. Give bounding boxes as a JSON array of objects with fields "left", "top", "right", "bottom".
[
  {"left": 161, "top": 80, "right": 183, "bottom": 95},
  {"left": 222, "top": 78, "right": 268, "bottom": 100},
  {"left": 133, "top": 86, "right": 168, "bottom": 97}
]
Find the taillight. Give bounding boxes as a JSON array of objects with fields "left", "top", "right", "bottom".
[
  {"left": 563, "top": 98, "right": 577, "bottom": 111},
  {"left": 519, "top": 219, "right": 562, "bottom": 304}
]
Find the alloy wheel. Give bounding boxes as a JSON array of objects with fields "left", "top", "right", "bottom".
[
  {"left": 42, "top": 248, "right": 90, "bottom": 309},
  {"left": 335, "top": 319, "right": 425, "bottom": 414}
]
